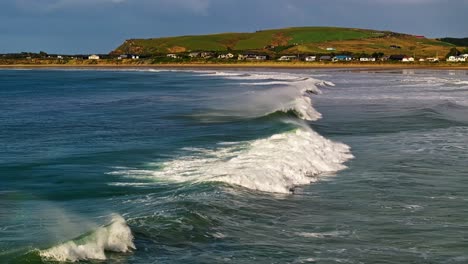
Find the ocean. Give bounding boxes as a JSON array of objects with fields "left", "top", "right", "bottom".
[{"left": 0, "top": 68, "right": 467, "bottom": 263}]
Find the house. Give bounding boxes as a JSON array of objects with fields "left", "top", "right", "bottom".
[
  {"left": 304, "top": 56, "right": 316, "bottom": 62},
  {"left": 189, "top": 52, "right": 200, "bottom": 58},
  {"left": 447, "top": 56, "right": 466, "bottom": 62},
  {"left": 88, "top": 54, "right": 100, "bottom": 60},
  {"left": 200, "top": 52, "right": 214, "bottom": 59},
  {"left": 167, "top": 54, "right": 178, "bottom": 59},
  {"left": 118, "top": 54, "right": 140, "bottom": 60},
  {"left": 57, "top": 56, "right": 63, "bottom": 60},
  {"left": 278, "top": 55, "right": 297, "bottom": 61},
  {"left": 333, "top": 55, "right": 353, "bottom": 62},
  {"left": 319, "top": 55, "right": 332, "bottom": 61},
  {"left": 326, "top": 47, "right": 336, "bottom": 51},
  {"left": 419, "top": 58, "right": 425, "bottom": 62},
  {"left": 402, "top": 56, "right": 415, "bottom": 62},
  {"left": 462, "top": 54, "right": 468, "bottom": 59},
  {"left": 426, "top": 57, "right": 439, "bottom": 62},
  {"left": 217, "top": 53, "right": 235, "bottom": 59},
  {"left": 239, "top": 54, "right": 268, "bottom": 61},
  {"left": 360, "top": 57, "right": 376, "bottom": 62},
  {"left": 389, "top": 55, "right": 406, "bottom": 61}
]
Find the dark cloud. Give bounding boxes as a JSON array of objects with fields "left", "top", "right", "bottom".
[{"left": 0, "top": 0, "right": 467, "bottom": 53}]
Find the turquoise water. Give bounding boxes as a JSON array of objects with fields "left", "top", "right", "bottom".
[{"left": 1, "top": 68, "right": 467, "bottom": 263}]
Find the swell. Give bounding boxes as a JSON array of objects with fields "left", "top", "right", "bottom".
[{"left": 109, "top": 71, "right": 354, "bottom": 194}]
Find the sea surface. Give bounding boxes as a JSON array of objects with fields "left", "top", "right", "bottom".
[{"left": 0, "top": 68, "right": 467, "bottom": 263}]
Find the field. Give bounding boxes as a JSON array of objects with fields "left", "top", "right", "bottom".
[{"left": 113, "top": 27, "right": 465, "bottom": 58}]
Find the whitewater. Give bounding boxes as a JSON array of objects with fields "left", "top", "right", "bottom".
[{"left": 110, "top": 71, "right": 353, "bottom": 194}]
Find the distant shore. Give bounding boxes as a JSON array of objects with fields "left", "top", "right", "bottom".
[{"left": 1, "top": 62, "right": 468, "bottom": 70}]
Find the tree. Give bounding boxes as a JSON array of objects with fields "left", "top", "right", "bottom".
[
  {"left": 372, "top": 52, "right": 384, "bottom": 58},
  {"left": 446, "top": 47, "right": 461, "bottom": 58}
]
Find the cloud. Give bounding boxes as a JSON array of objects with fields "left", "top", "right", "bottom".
[{"left": 13, "top": 0, "right": 213, "bottom": 14}]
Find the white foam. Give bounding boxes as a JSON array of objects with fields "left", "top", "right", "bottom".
[
  {"left": 112, "top": 126, "right": 353, "bottom": 194},
  {"left": 40, "top": 214, "right": 135, "bottom": 262},
  {"left": 296, "top": 230, "right": 350, "bottom": 238}
]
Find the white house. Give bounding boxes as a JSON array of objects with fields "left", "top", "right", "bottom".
[
  {"left": 167, "top": 54, "right": 178, "bottom": 59},
  {"left": 447, "top": 56, "right": 466, "bottom": 62},
  {"left": 359, "top": 57, "right": 376, "bottom": 62},
  {"left": 88, "top": 55, "right": 100, "bottom": 60},
  {"left": 278, "top": 55, "right": 297, "bottom": 61},
  {"left": 326, "top": 47, "right": 336, "bottom": 51},
  {"left": 189, "top": 52, "right": 200, "bottom": 58},
  {"left": 426, "top": 57, "right": 439, "bottom": 62},
  {"left": 461, "top": 54, "right": 468, "bottom": 59},
  {"left": 218, "top": 53, "right": 234, "bottom": 59},
  {"left": 57, "top": 55, "right": 64, "bottom": 60},
  {"left": 402, "top": 57, "right": 414, "bottom": 62},
  {"left": 419, "top": 58, "right": 425, "bottom": 62},
  {"left": 305, "top": 56, "right": 316, "bottom": 62}
]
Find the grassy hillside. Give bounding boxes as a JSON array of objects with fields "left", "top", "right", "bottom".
[
  {"left": 112, "top": 27, "right": 458, "bottom": 57},
  {"left": 438, "top": 38, "right": 468, "bottom": 47}
]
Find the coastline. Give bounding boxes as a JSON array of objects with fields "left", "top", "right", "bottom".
[{"left": 1, "top": 62, "right": 468, "bottom": 71}]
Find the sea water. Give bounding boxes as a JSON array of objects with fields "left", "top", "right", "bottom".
[{"left": 0, "top": 68, "right": 467, "bottom": 263}]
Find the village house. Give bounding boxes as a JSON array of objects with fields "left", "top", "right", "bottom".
[
  {"left": 238, "top": 54, "right": 268, "bottom": 61},
  {"left": 319, "top": 55, "right": 332, "bottom": 61},
  {"left": 304, "top": 56, "right": 316, "bottom": 62},
  {"left": 326, "top": 47, "right": 336, "bottom": 51},
  {"left": 402, "top": 56, "right": 415, "bottom": 62},
  {"left": 333, "top": 55, "right": 353, "bottom": 62},
  {"left": 426, "top": 57, "right": 439, "bottom": 62},
  {"left": 359, "top": 57, "right": 376, "bottom": 62},
  {"left": 167, "top": 54, "right": 178, "bottom": 59},
  {"left": 200, "top": 52, "right": 214, "bottom": 59},
  {"left": 389, "top": 55, "right": 407, "bottom": 61},
  {"left": 88, "top": 54, "right": 100, "bottom": 60},
  {"left": 278, "top": 55, "right": 297, "bottom": 61},
  {"left": 189, "top": 52, "right": 200, "bottom": 58},
  {"left": 447, "top": 56, "right": 466, "bottom": 62},
  {"left": 217, "top": 53, "right": 235, "bottom": 59},
  {"left": 118, "top": 54, "right": 139, "bottom": 60}
]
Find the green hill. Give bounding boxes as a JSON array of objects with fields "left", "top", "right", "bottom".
[
  {"left": 437, "top": 38, "right": 468, "bottom": 47},
  {"left": 112, "top": 27, "right": 457, "bottom": 57}
]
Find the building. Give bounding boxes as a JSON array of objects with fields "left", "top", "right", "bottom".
[
  {"left": 278, "top": 55, "right": 297, "bottom": 61},
  {"left": 200, "top": 52, "right": 214, "bottom": 59},
  {"left": 88, "top": 54, "right": 100, "bottom": 60},
  {"left": 402, "top": 57, "right": 415, "bottom": 62},
  {"left": 189, "top": 52, "right": 200, "bottom": 58},
  {"left": 319, "top": 55, "right": 332, "bottom": 61},
  {"left": 217, "top": 53, "right": 235, "bottom": 59},
  {"left": 426, "top": 57, "right": 439, "bottom": 62},
  {"left": 326, "top": 47, "right": 336, "bottom": 51},
  {"left": 167, "top": 54, "right": 178, "bottom": 59},
  {"left": 238, "top": 54, "right": 268, "bottom": 61},
  {"left": 118, "top": 54, "right": 140, "bottom": 60},
  {"left": 447, "top": 56, "right": 466, "bottom": 62},
  {"left": 333, "top": 55, "right": 353, "bottom": 62},
  {"left": 304, "top": 56, "right": 316, "bottom": 62},
  {"left": 359, "top": 57, "right": 376, "bottom": 62},
  {"left": 389, "top": 55, "right": 407, "bottom": 61}
]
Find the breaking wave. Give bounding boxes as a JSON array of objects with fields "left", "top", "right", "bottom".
[
  {"left": 110, "top": 71, "right": 353, "bottom": 193},
  {"left": 39, "top": 214, "right": 135, "bottom": 262}
]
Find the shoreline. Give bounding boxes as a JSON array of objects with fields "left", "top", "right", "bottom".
[{"left": 1, "top": 62, "right": 468, "bottom": 71}]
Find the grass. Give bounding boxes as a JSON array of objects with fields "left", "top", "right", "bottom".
[{"left": 112, "top": 26, "right": 461, "bottom": 58}]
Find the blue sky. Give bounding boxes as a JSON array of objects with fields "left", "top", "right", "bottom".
[{"left": 1, "top": 0, "right": 467, "bottom": 54}]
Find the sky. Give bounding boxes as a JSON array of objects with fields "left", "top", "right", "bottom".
[{"left": 0, "top": 0, "right": 467, "bottom": 54}]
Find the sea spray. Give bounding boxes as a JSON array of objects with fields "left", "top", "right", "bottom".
[
  {"left": 40, "top": 214, "right": 135, "bottom": 262},
  {"left": 108, "top": 71, "right": 352, "bottom": 193}
]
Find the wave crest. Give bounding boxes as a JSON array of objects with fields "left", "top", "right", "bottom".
[{"left": 39, "top": 214, "right": 135, "bottom": 262}]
